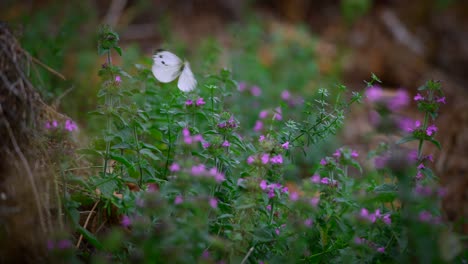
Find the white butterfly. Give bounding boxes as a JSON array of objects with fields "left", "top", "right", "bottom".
[{"left": 152, "top": 50, "right": 197, "bottom": 92}]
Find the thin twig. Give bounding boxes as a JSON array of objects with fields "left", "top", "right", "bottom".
[
  {"left": 53, "top": 85, "right": 75, "bottom": 109},
  {"left": 240, "top": 246, "right": 255, "bottom": 264},
  {"left": 0, "top": 104, "right": 47, "bottom": 234},
  {"left": 75, "top": 200, "right": 100, "bottom": 249},
  {"left": 18, "top": 47, "right": 66, "bottom": 80}
]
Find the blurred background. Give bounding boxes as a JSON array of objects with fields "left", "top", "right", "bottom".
[{"left": 1, "top": 0, "right": 467, "bottom": 232}]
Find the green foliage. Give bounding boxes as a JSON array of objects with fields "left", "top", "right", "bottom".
[{"left": 47, "top": 25, "right": 464, "bottom": 264}]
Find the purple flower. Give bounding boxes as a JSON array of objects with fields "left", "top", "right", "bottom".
[
  {"left": 260, "top": 180, "right": 268, "bottom": 190},
  {"left": 169, "top": 163, "right": 180, "bottom": 172},
  {"left": 414, "top": 93, "right": 424, "bottom": 101},
  {"left": 311, "top": 174, "right": 321, "bottom": 183},
  {"left": 281, "top": 90, "right": 291, "bottom": 100},
  {"left": 121, "top": 215, "right": 131, "bottom": 228},
  {"left": 416, "top": 170, "right": 424, "bottom": 180},
  {"left": 310, "top": 197, "right": 319, "bottom": 207},
  {"left": 182, "top": 127, "right": 191, "bottom": 137},
  {"left": 436, "top": 96, "right": 446, "bottom": 104},
  {"left": 374, "top": 155, "right": 389, "bottom": 169},
  {"left": 273, "top": 107, "right": 282, "bottom": 120},
  {"left": 65, "top": 120, "right": 78, "bottom": 132},
  {"left": 45, "top": 122, "right": 51, "bottom": 129},
  {"left": 304, "top": 218, "right": 313, "bottom": 227},
  {"left": 354, "top": 237, "right": 364, "bottom": 245},
  {"left": 333, "top": 149, "right": 341, "bottom": 158},
  {"left": 377, "top": 247, "right": 385, "bottom": 253},
  {"left": 209, "top": 198, "right": 218, "bottom": 209},
  {"left": 417, "top": 163, "right": 425, "bottom": 170},
  {"left": 365, "top": 85, "right": 383, "bottom": 102},
  {"left": 289, "top": 191, "right": 299, "bottom": 201},
  {"left": 426, "top": 124, "right": 438, "bottom": 136},
  {"left": 259, "top": 135, "right": 265, "bottom": 142},
  {"left": 266, "top": 204, "right": 272, "bottom": 211},
  {"left": 253, "top": 120, "right": 263, "bottom": 131},
  {"left": 270, "top": 155, "right": 283, "bottom": 164},
  {"left": 281, "top": 141, "right": 290, "bottom": 149},
  {"left": 250, "top": 85, "right": 262, "bottom": 96},
  {"left": 52, "top": 120, "right": 58, "bottom": 127},
  {"left": 115, "top": 75, "right": 122, "bottom": 83},
  {"left": 360, "top": 208, "right": 369, "bottom": 218},
  {"left": 320, "top": 159, "right": 327, "bottom": 166},
  {"left": 275, "top": 228, "right": 280, "bottom": 235},
  {"left": 268, "top": 189, "right": 275, "bottom": 199},
  {"left": 222, "top": 140, "right": 230, "bottom": 147},
  {"left": 47, "top": 240, "right": 54, "bottom": 250},
  {"left": 193, "top": 134, "right": 203, "bottom": 142},
  {"left": 351, "top": 150, "right": 359, "bottom": 158},
  {"left": 247, "top": 156, "right": 255, "bottom": 164},
  {"left": 382, "top": 214, "right": 391, "bottom": 225},
  {"left": 191, "top": 164, "right": 206, "bottom": 176},
  {"left": 259, "top": 110, "right": 268, "bottom": 119},
  {"left": 202, "top": 141, "right": 211, "bottom": 149},
  {"left": 261, "top": 153, "right": 270, "bottom": 164},
  {"left": 57, "top": 239, "right": 72, "bottom": 249},
  {"left": 419, "top": 211, "right": 432, "bottom": 222},
  {"left": 196, "top": 97, "right": 206, "bottom": 106},
  {"left": 398, "top": 117, "right": 415, "bottom": 132},
  {"left": 238, "top": 82, "right": 247, "bottom": 92},
  {"left": 320, "top": 177, "right": 330, "bottom": 185},
  {"left": 185, "top": 99, "right": 193, "bottom": 106},
  {"left": 174, "top": 195, "right": 183, "bottom": 205},
  {"left": 388, "top": 89, "right": 409, "bottom": 111}
]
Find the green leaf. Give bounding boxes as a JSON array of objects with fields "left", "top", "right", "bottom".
[
  {"left": 76, "top": 225, "right": 103, "bottom": 250},
  {"left": 114, "top": 46, "right": 122, "bottom": 56},
  {"left": 77, "top": 148, "right": 103, "bottom": 157},
  {"left": 110, "top": 154, "right": 133, "bottom": 168},
  {"left": 140, "top": 148, "right": 160, "bottom": 161},
  {"left": 396, "top": 135, "right": 418, "bottom": 145},
  {"left": 429, "top": 138, "right": 441, "bottom": 150}
]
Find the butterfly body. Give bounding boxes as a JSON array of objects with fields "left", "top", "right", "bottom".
[{"left": 152, "top": 50, "right": 197, "bottom": 92}]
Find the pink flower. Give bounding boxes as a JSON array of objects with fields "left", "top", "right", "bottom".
[
  {"left": 320, "top": 159, "right": 327, "bottom": 166},
  {"left": 365, "top": 85, "right": 383, "bottom": 102},
  {"left": 310, "top": 197, "right": 319, "bottom": 207},
  {"left": 333, "top": 149, "right": 341, "bottom": 158},
  {"left": 185, "top": 99, "right": 193, "bottom": 106},
  {"left": 268, "top": 189, "right": 275, "bottom": 199},
  {"left": 260, "top": 180, "right": 268, "bottom": 190},
  {"left": 253, "top": 120, "right": 263, "bottom": 132},
  {"left": 289, "top": 191, "right": 299, "bottom": 201},
  {"left": 259, "top": 110, "right": 268, "bottom": 119},
  {"left": 320, "top": 177, "right": 330, "bottom": 185},
  {"left": 52, "top": 120, "right": 58, "bottom": 127},
  {"left": 266, "top": 204, "right": 272, "bottom": 211},
  {"left": 388, "top": 89, "right": 409, "bottom": 111},
  {"left": 57, "top": 239, "right": 72, "bottom": 249},
  {"left": 209, "top": 198, "right": 218, "bottom": 209},
  {"left": 281, "top": 90, "right": 291, "bottom": 100},
  {"left": 191, "top": 164, "right": 206, "bottom": 176},
  {"left": 182, "top": 127, "right": 191, "bottom": 137},
  {"left": 247, "top": 156, "right": 255, "bottom": 164},
  {"left": 414, "top": 120, "right": 421, "bottom": 128},
  {"left": 261, "top": 153, "right": 270, "bottom": 164},
  {"left": 377, "top": 247, "right": 385, "bottom": 253},
  {"left": 202, "top": 141, "right": 211, "bottom": 149},
  {"left": 169, "top": 163, "right": 180, "bottom": 172},
  {"left": 360, "top": 208, "right": 369, "bottom": 218},
  {"left": 65, "top": 120, "right": 78, "bottom": 132},
  {"left": 184, "top": 136, "right": 193, "bottom": 144},
  {"left": 259, "top": 135, "right": 265, "bottom": 142},
  {"left": 237, "top": 178, "right": 245, "bottom": 186},
  {"left": 115, "top": 75, "right": 122, "bottom": 83},
  {"left": 417, "top": 163, "right": 425, "bottom": 170},
  {"left": 275, "top": 228, "right": 280, "bottom": 235},
  {"left": 250, "top": 85, "right": 262, "bottom": 96},
  {"left": 196, "top": 97, "right": 206, "bottom": 106},
  {"left": 222, "top": 140, "right": 230, "bottom": 147},
  {"left": 418, "top": 211, "right": 432, "bottom": 222},
  {"left": 273, "top": 107, "right": 282, "bottom": 120},
  {"left": 174, "top": 195, "right": 183, "bottom": 205},
  {"left": 238, "top": 82, "right": 247, "bottom": 92},
  {"left": 270, "top": 155, "right": 283, "bottom": 164},
  {"left": 281, "top": 141, "right": 290, "bottom": 149},
  {"left": 436, "top": 97, "right": 446, "bottom": 104},
  {"left": 193, "top": 134, "right": 204, "bottom": 142},
  {"left": 382, "top": 214, "right": 391, "bottom": 225},
  {"left": 354, "top": 237, "right": 364, "bottom": 245},
  {"left": 304, "top": 218, "right": 313, "bottom": 227},
  {"left": 121, "top": 215, "right": 131, "bottom": 228},
  {"left": 398, "top": 117, "right": 415, "bottom": 132},
  {"left": 311, "top": 174, "right": 321, "bottom": 183},
  {"left": 45, "top": 122, "right": 51, "bottom": 129},
  {"left": 416, "top": 170, "right": 424, "bottom": 180},
  {"left": 414, "top": 93, "right": 424, "bottom": 101},
  {"left": 351, "top": 150, "right": 359, "bottom": 158},
  {"left": 426, "top": 124, "right": 438, "bottom": 136}
]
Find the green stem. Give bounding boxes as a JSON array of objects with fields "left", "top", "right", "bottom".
[{"left": 133, "top": 126, "right": 143, "bottom": 186}]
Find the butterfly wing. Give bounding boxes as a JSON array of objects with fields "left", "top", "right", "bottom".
[
  {"left": 152, "top": 51, "right": 183, "bottom": 83},
  {"left": 177, "top": 61, "right": 197, "bottom": 92}
]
